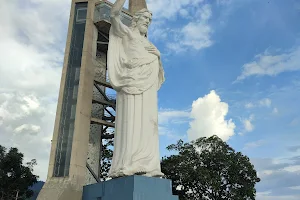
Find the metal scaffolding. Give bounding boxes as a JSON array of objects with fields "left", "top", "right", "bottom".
[
  {"left": 84, "top": 0, "right": 132, "bottom": 183},
  {"left": 89, "top": 19, "right": 115, "bottom": 182}
]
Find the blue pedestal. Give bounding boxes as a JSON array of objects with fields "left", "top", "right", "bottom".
[{"left": 82, "top": 175, "right": 178, "bottom": 200}]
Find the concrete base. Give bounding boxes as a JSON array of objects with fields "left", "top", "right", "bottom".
[
  {"left": 37, "top": 178, "right": 83, "bottom": 200},
  {"left": 83, "top": 175, "right": 178, "bottom": 200}
]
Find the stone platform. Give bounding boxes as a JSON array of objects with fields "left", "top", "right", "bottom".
[{"left": 82, "top": 175, "right": 178, "bottom": 200}]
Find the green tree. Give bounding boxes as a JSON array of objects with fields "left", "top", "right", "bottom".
[
  {"left": 161, "top": 135, "right": 260, "bottom": 200},
  {"left": 100, "top": 138, "right": 114, "bottom": 181},
  {"left": 0, "top": 145, "right": 38, "bottom": 200}
]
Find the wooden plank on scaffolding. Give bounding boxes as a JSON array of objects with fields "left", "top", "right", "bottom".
[
  {"left": 92, "top": 98, "right": 116, "bottom": 108},
  {"left": 91, "top": 117, "right": 115, "bottom": 128},
  {"left": 94, "top": 78, "right": 113, "bottom": 89}
]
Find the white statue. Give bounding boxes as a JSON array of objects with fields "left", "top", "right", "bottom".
[{"left": 107, "top": 0, "right": 165, "bottom": 178}]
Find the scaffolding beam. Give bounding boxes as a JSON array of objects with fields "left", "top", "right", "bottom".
[
  {"left": 94, "top": 83, "right": 114, "bottom": 105},
  {"left": 91, "top": 117, "right": 115, "bottom": 128},
  {"left": 102, "top": 134, "right": 114, "bottom": 139},
  {"left": 102, "top": 116, "right": 115, "bottom": 121},
  {"left": 86, "top": 162, "right": 100, "bottom": 183},
  {"left": 94, "top": 79, "right": 113, "bottom": 89},
  {"left": 92, "top": 98, "right": 116, "bottom": 108}
]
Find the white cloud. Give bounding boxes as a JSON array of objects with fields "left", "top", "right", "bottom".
[
  {"left": 243, "top": 139, "right": 265, "bottom": 150},
  {"left": 158, "top": 126, "right": 186, "bottom": 141},
  {"left": 245, "top": 102, "right": 255, "bottom": 108},
  {"left": 256, "top": 190, "right": 272, "bottom": 196},
  {"left": 243, "top": 119, "right": 254, "bottom": 131},
  {"left": 283, "top": 165, "right": 300, "bottom": 173},
  {"left": 0, "top": 0, "right": 70, "bottom": 181},
  {"left": 166, "top": 4, "right": 213, "bottom": 52},
  {"left": 160, "top": 91, "right": 235, "bottom": 142},
  {"left": 272, "top": 107, "right": 279, "bottom": 114},
  {"left": 236, "top": 46, "right": 300, "bottom": 81},
  {"left": 245, "top": 98, "right": 272, "bottom": 109},
  {"left": 179, "top": 9, "right": 189, "bottom": 18},
  {"left": 252, "top": 156, "right": 300, "bottom": 199},
  {"left": 150, "top": 27, "right": 169, "bottom": 41},
  {"left": 123, "top": 0, "right": 215, "bottom": 52},
  {"left": 289, "top": 185, "right": 300, "bottom": 190},
  {"left": 181, "top": 20, "right": 213, "bottom": 50},
  {"left": 147, "top": 0, "right": 204, "bottom": 20},
  {"left": 187, "top": 90, "right": 235, "bottom": 141},
  {"left": 217, "top": 0, "right": 234, "bottom": 5},
  {"left": 158, "top": 109, "right": 190, "bottom": 140},
  {"left": 14, "top": 124, "right": 41, "bottom": 135},
  {"left": 158, "top": 109, "right": 190, "bottom": 124},
  {"left": 147, "top": 0, "right": 213, "bottom": 52},
  {"left": 242, "top": 114, "right": 255, "bottom": 133},
  {"left": 0, "top": 93, "right": 57, "bottom": 181},
  {"left": 259, "top": 98, "right": 272, "bottom": 107}
]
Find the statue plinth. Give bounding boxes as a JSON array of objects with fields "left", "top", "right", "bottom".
[{"left": 82, "top": 176, "right": 178, "bottom": 200}]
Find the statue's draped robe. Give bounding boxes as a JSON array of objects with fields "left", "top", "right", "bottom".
[{"left": 107, "top": 14, "right": 165, "bottom": 178}]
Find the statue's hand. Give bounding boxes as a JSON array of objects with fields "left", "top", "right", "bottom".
[{"left": 145, "top": 45, "right": 160, "bottom": 58}]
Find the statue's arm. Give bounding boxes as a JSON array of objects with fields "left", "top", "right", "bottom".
[{"left": 110, "top": 0, "right": 129, "bottom": 37}]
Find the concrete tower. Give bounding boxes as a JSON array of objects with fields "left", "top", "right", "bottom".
[
  {"left": 129, "top": 0, "right": 147, "bottom": 14},
  {"left": 37, "top": 0, "right": 134, "bottom": 199}
]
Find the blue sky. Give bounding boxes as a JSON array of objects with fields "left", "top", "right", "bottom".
[
  {"left": 151, "top": 0, "right": 300, "bottom": 199},
  {"left": 0, "top": 0, "right": 300, "bottom": 199}
]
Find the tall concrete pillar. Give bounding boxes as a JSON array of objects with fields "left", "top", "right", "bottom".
[
  {"left": 129, "top": 0, "right": 147, "bottom": 14},
  {"left": 37, "top": 0, "right": 98, "bottom": 199}
]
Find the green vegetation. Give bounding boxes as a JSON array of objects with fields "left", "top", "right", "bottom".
[{"left": 0, "top": 145, "right": 38, "bottom": 200}]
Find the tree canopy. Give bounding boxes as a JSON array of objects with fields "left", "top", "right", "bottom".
[
  {"left": 161, "top": 135, "right": 260, "bottom": 200},
  {"left": 0, "top": 145, "right": 38, "bottom": 200}
]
